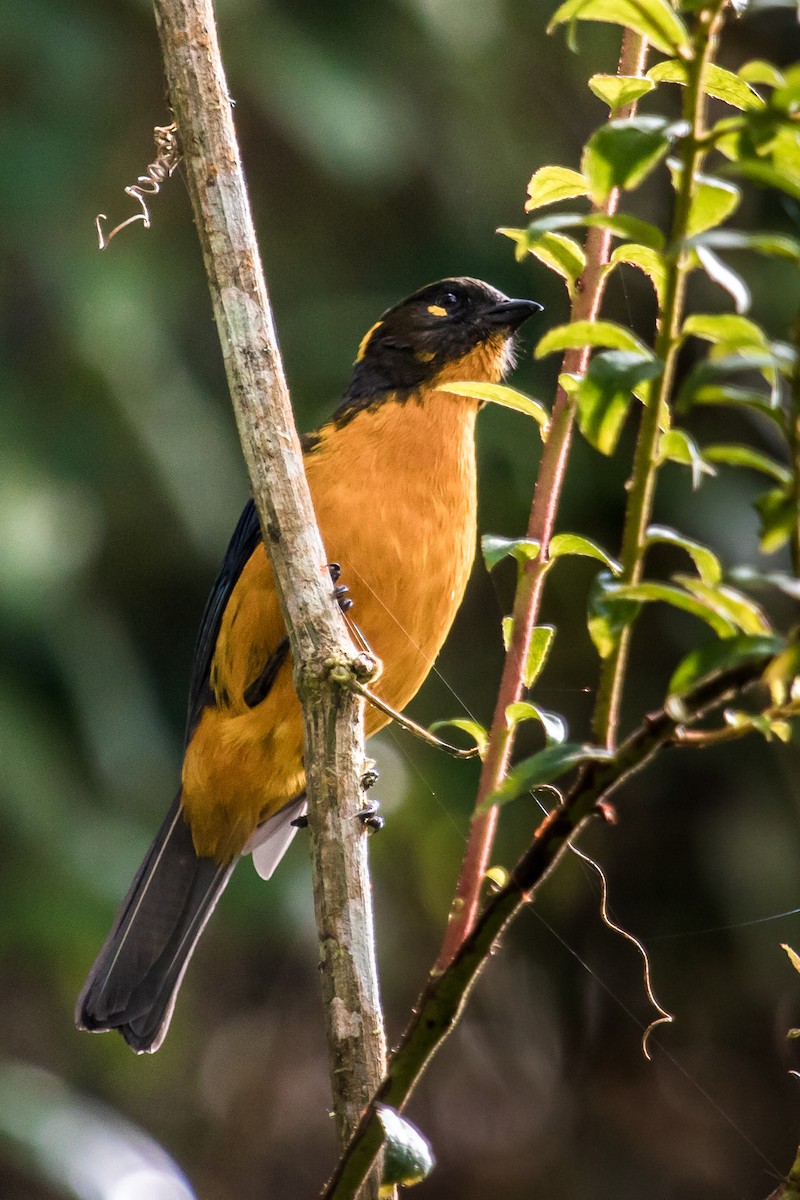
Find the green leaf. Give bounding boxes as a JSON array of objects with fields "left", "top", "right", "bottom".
[
  {"left": 428, "top": 718, "right": 488, "bottom": 758},
  {"left": 575, "top": 351, "right": 663, "bottom": 455},
  {"left": 682, "top": 313, "right": 767, "bottom": 351},
  {"left": 738, "top": 61, "right": 785, "bottom": 89},
  {"left": 604, "top": 581, "right": 738, "bottom": 637},
  {"left": 481, "top": 742, "right": 614, "bottom": 811},
  {"left": 668, "top": 633, "right": 782, "bottom": 696},
  {"left": 525, "top": 165, "right": 589, "bottom": 211},
  {"left": 694, "top": 246, "right": 750, "bottom": 314},
  {"left": 606, "top": 243, "right": 667, "bottom": 304},
  {"left": 724, "top": 159, "right": 800, "bottom": 203},
  {"left": 582, "top": 118, "right": 670, "bottom": 204},
  {"left": 376, "top": 1106, "right": 435, "bottom": 1195},
  {"left": 481, "top": 534, "right": 540, "bottom": 572},
  {"left": 523, "top": 625, "right": 556, "bottom": 688},
  {"left": 703, "top": 443, "right": 791, "bottom": 484},
  {"left": 783, "top": 943, "right": 800, "bottom": 976},
  {"left": 724, "top": 709, "right": 792, "bottom": 743},
  {"left": 657, "top": 429, "right": 716, "bottom": 489},
  {"left": 691, "top": 229, "right": 800, "bottom": 262},
  {"left": 439, "top": 381, "right": 549, "bottom": 432},
  {"left": 506, "top": 701, "right": 567, "bottom": 744},
  {"left": 675, "top": 575, "right": 772, "bottom": 635},
  {"left": 763, "top": 640, "right": 800, "bottom": 706},
  {"left": 589, "top": 74, "right": 655, "bottom": 113},
  {"left": 755, "top": 486, "right": 796, "bottom": 554},
  {"left": 502, "top": 615, "right": 514, "bottom": 650},
  {"left": 536, "top": 319, "right": 652, "bottom": 359},
  {"left": 729, "top": 566, "right": 800, "bottom": 601},
  {"left": 519, "top": 209, "right": 665, "bottom": 250},
  {"left": 547, "top": 0, "right": 690, "bottom": 57},
  {"left": 646, "top": 525, "right": 722, "bottom": 585},
  {"left": 648, "top": 60, "right": 764, "bottom": 110},
  {"left": 587, "top": 570, "right": 640, "bottom": 658},
  {"left": 550, "top": 532, "right": 622, "bottom": 575},
  {"left": 669, "top": 161, "right": 740, "bottom": 236},
  {"left": 526, "top": 232, "right": 586, "bottom": 297}
]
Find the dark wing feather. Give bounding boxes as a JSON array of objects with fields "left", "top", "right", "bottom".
[{"left": 184, "top": 498, "right": 263, "bottom": 743}]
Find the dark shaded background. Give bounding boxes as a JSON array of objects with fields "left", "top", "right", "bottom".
[{"left": 2, "top": 2, "right": 800, "bottom": 1197}]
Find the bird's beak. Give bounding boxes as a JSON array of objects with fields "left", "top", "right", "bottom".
[{"left": 485, "top": 298, "right": 543, "bottom": 330}]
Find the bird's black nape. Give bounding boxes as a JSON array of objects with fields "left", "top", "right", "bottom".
[{"left": 333, "top": 277, "right": 541, "bottom": 426}]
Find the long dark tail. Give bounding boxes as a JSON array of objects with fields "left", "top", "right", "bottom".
[{"left": 76, "top": 795, "right": 235, "bottom": 1053}]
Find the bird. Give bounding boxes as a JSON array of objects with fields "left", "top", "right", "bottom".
[{"left": 76, "top": 276, "right": 542, "bottom": 1052}]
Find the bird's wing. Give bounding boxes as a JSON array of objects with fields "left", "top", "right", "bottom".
[{"left": 184, "top": 497, "right": 262, "bottom": 743}]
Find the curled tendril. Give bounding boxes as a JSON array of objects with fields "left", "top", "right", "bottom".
[{"left": 96, "top": 123, "right": 181, "bottom": 250}]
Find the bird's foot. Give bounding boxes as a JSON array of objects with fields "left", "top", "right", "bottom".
[
  {"left": 327, "top": 562, "right": 353, "bottom": 613},
  {"left": 356, "top": 801, "right": 384, "bottom": 833},
  {"left": 361, "top": 759, "right": 379, "bottom": 791},
  {"left": 290, "top": 814, "right": 308, "bottom": 829}
]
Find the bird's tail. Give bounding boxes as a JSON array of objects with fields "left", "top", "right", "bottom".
[{"left": 76, "top": 794, "right": 235, "bottom": 1053}]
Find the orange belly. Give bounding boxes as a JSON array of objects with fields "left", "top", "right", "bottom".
[{"left": 181, "top": 392, "right": 478, "bottom": 861}]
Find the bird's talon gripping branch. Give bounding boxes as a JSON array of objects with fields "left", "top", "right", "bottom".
[
  {"left": 356, "top": 802, "right": 384, "bottom": 833},
  {"left": 361, "top": 761, "right": 379, "bottom": 791},
  {"left": 290, "top": 814, "right": 309, "bottom": 829}
]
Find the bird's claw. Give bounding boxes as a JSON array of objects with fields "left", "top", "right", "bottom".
[
  {"left": 328, "top": 563, "right": 354, "bottom": 613},
  {"left": 356, "top": 802, "right": 384, "bottom": 833},
  {"left": 290, "top": 814, "right": 309, "bottom": 829},
  {"left": 361, "top": 761, "right": 379, "bottom": 791}
]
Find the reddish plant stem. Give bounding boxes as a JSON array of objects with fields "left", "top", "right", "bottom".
[{"left": 436, "top": 28, "right": 649, "bottom": 972}]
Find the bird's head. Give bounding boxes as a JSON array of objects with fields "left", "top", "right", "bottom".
[{"left": 338, "top": 278, "right": 542, "bottom": 423}]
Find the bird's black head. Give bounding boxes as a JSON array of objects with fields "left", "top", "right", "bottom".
[{"left": 335, "top": 277, "right": 542, "bottom": 425}]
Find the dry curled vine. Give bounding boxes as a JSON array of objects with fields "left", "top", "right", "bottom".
[{"left": 96, "top": 122, "right": 181, "bottom": 249}]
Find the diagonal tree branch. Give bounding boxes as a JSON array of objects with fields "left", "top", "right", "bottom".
[{"left": 151, "top": 1, "right": 387, "bottom": 1190}]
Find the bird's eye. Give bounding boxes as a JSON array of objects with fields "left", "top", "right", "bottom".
[
  {"left": 426, "top": 291, "right": 461, "bottom": 318},
  {"left": 442, "top": 291, "right": 459, "bottom": 308}
]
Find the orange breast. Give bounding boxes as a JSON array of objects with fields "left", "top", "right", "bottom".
[{"left": 181, "top": 391, "right": 479, "bottom": 861}]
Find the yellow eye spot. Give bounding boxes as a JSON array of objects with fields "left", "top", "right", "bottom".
[
  {"left": 427, "top": 304, "right": 448, "bottom": 317},
  {"left": 355, "top": 320, "right": 383, "bottom": 364}
]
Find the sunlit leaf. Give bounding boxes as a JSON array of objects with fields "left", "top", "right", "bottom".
[
  {"left": 587, "top": 570, "right": 640, "bottom": 658},
  {"left": 523, "top": 625, "right": 556, "bottom": 688},
  {"left": 668, "top": 634, "right": 782, "bottom": 696},
  {"left": 724, "top": 709, "right": 792, "bottom": 743},
  {"left": 738, "top": 61, "right": 785, "bottom": 88},
  {"left": 377, "top": 1106, "right": 435, "bottom": 1195},
  {"left": 675, "top": 575, "right": 772, "bottom": 635},
  {"left": 669, "top": 161, "right": 741, "bottom": 236},
  {"left": 550, "top": 532, "right": 622, "bottom": 574},
  {"left": 428, "top": 718, "right": 488, "bottom": 758},
  {"left": 502, "top": 615, "right": 514, "bottom": 651},
  {"left": 582, "top": 118, "right": 671, "bottom": 204},
  {"left": 783, "top": 943, "right": 800, "bottom": 976},
  {"left": 574, "top": 350, "right": 662, "bottom": 455},
  {"left": 755, "top": 486, "right": 796, "bottom": 554},
  {"left": 682, "top": 313, "right": 767, "bottom": 350},
  {"left": 536, "top": 320, "right": 652, "bottom": 359},
  {"left": 724, "top": 159, "right": 800, "bottom": 202},
  {"left": 482, "top": 535, "right": 540, "bottom": 572},
  {"left": 646, "top": 525, "right": 722, "bottom": 585},
  {"left": 694, "top": 246, "right": 750, "bottom": 313},
  {"left": 763, "top": 641, "right": 800, "bottom": 706},
  {"left": 730, "top": 566, "right": 800, "bottom": 600},
  {"left": 517, "top": 209, "right": 665, "bottom": 250},
  {"left": 548, "top": 0, "right": 690, "bottom": 56},
  {"left": 440, "top": 381, "right": 549, "bottom": 432},
  {"left": 606, "top": 243, "right": 667, "bottom": 304},
  {"left": 603, "top": 581, "right": 737, "bottom": 637},
  {"left": 589, "top": 74, "right": 655, "bottom": 113},
  {"left": 648, "top": 60, "right": 764, "bottom": 110},
  {"left": 691, "top": 229, "right": 800, "bottom": 262},
  {"left": 481, "top": 742, "right": 614, "bottom": 811},
  {"left": 657, "top": 429, "right": 716, "bottom": 489},
  {"left": 525, "top": 165, "right": 589, "bottom": 211},
  {"left": 703, "top": 443, "right": 791, "bottom": 484},
  {"left": 523, "top": 231, "right": 586, "bottom": 296},
  {"left": 506, "top": 701, "right": 567, "bottom": 744}
]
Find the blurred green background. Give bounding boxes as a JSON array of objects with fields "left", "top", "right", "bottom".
[{"left": 2, "top": 1, "right": 800, "bottom": 1197}]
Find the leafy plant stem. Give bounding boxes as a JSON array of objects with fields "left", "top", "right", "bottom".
[
  {"left": 591, "top": 2, "right": 726, "bottom": 749},
  {"left": 322, "top": 653, "right": 772, "bottom": 1200},
  {"left": 435, "top": 27, "right": 649, "bottom": 973}
]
